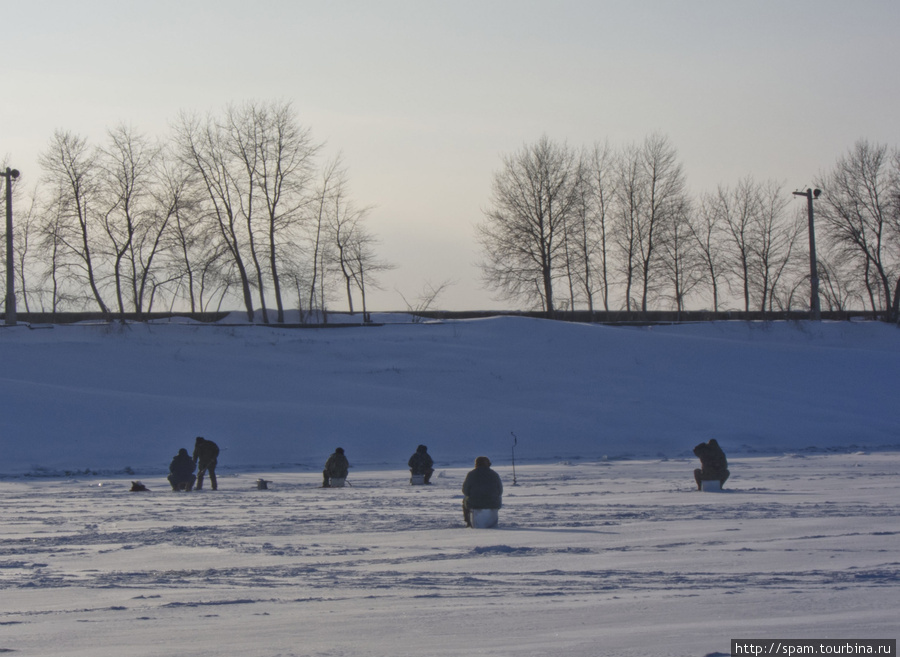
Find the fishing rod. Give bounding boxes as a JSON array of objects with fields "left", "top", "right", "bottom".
[{"left": 511, "top": 431, "right": 518, "bottom": 486}]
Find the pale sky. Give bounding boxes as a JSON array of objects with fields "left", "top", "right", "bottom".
[{"left": 4, "top": 1, "right": 899, "bottom": 311}]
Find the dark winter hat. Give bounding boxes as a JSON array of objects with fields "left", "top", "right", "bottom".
[
  {"left": 178, "top": 448, "right": 188, "bottom": 456},
  {"left": 195, "top": 436, "right": 204, "bottom": 443},
  {"left": 708, "top": 439, "right": 719, "bottom": 446},
  {"left": 474, "top": 456, "right": 491, "bottom": 468},
  {"left": 417, "top": 444, "right": 427, "bottom": 453},
  {"left": 335, "top": 447, "right": 345, "bottom": 454}
]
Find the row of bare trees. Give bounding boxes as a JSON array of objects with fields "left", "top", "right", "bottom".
[
  {"left": 478, "top": 135, "right": 900, "bottom": 321},
  {"left": 4, "top": 101, "right": 390, "bottom": 322},
  {"left": 816, "top": 141, "right": 900, "bottom": 321}
]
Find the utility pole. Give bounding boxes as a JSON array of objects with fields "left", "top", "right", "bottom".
[
  {"left": 2, "top": 167, "right": 20, "bottom": 326},
  {"left": 793, "top": 187, "right": 821, "bottom": 321}
]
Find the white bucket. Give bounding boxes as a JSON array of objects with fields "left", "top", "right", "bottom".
[
  {"left": 410, "top": 474, "right": 425, "bottom": 485},
  {"left": 470, "top": 508, "right": 499, "bottom": 529},
  {"left": 330, "top": 477, "right": 346, "bottom": 488},
  {"left": 701, "top": 480, "right": 721, "bottom": 492}
]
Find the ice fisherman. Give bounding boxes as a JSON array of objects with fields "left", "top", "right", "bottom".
[
  {"left": 408, "top": 444, "right": 435, "bottom": 484},
  {"left": 693, "top": 439, "right": 730, "bottom": 490},
  {"left": 323, "top": 447, "right": 349, "bottom": 487},
  {"left": 168, "top": 448, "right": 196, "bottom": 491},
  {"left": 461, "top": 456, "right": 503, "bottom": 527},
  {"left": 192, "top": 436, "right": 220, "bottom": 490}
]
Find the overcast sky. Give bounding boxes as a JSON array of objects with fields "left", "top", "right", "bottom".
[{"left": 4, "top": 1, "right": 899, "bottom": 311}]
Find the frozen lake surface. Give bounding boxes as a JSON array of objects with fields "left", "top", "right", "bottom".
[{"left": 2, "top": 453, "right": 898, "bottom": 656}]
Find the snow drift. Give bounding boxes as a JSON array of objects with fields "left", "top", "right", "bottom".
[{"left": 1, "top": 317, "right": 898, "bottom": 476}]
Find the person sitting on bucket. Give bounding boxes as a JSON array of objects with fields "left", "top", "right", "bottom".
[
  {"left": 323, "top": 447, "right": 349, "bottom": 487},
  {"left": 168, "top": 448, "right": 196, "bottom": 491},
  {"left": 693, "top": 439, "right": 730, "bottom": 490},
  {"left": 461, "top": 456, "right": 503, "bottom": 527},
  {"left": 408, "top": 444, "right": 435, "bottom": 484}
]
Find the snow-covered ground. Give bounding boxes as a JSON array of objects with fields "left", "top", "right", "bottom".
[
  {"left": 2, "top": 316, "right": 898, "bottom": 475},
  {"left": 1, "top": 456, "right": 898, "bottom": 656},
  {"left": 1, "top": 317, "right": 898, "bottom": 655}
]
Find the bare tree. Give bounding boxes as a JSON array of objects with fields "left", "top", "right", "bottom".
[
  {"left": 714, "top": 177, "right": 802, "bottom": 312},
  {"left": 223, "top": 104, "right": 269, "bottom": 322},
  {"left": 97, "top": 125, "right": 174, "bottom": 317},
  {"left": 816, "top": 252, "right": 865, "bottom": 311},
  {"left": 690, "top": 192, "right": 730, "bottom": 311},
  {"left": 176, "top": 102, "right": 320, "bottom": 323},
  {"left": 716, "top": 177, "right": 763, "bottom": 311},
  {"left": 613, "top": 134, "right": 688, "bottom": 311},
  {"left": 331, "top": 198, "right": 370, "bottom": 315},
  {"left": 659, "top": 196, "right": 703, "bottom": 312},
  {"left": 253, "top": 101, "right": 319, "bottom": 323},
  {"left": 39, "top": 131, "right": 110, "bottom": 314},
  {"left": 752, "top": 182, "right": 802, "bottom": 312},
  {"left": 478, "top": 136, "right": 582, "bottom": 313},
  {"left": 567, "top": 143, "right": 614, "bottom": 313},
  {"left": 35, "top": 190, "right": 68, "bottom": 313},
  {"left": 613, "top": 142, "right": 642, "bottom": 310},
  {"left": 349, "top": 226, "right": 392, "bottom": 322},
  {"left": 154, "top": 145, "right": 207, "bottom": 312},
  {"left": 635, "top": 134, "right": 688, "bottom": 311},
  {"left": 398, "top": 279, "right": 453, "bottom": 322},
  {"left": 323, "top": 172, "right": 391, "bottom": 318},
  {"left": 815, "top": 140, "right": 900, "bottom": 321},
  {"left": 587, "top": 143, "right": 616, "bottom": 311},
  {"left": 175, "top": 111, "right": 256, "bottom": 320},
  {"left": 306, "top": 156, "right": 343, "bottom": 319}
]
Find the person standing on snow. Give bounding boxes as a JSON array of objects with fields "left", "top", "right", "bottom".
[
  {"left": 408, "top": 444, "right": 435, "bottom": 484},
  {"left": 193, "top": 436, "right": 220, "bottom": 490},
  {"left": 692, "top": 438, "right": 730, "bottom": 490},
  {"left": 461, "top": 456, "right": 503, "bottom": 527},
  {"left": 323, "top": 447, "right": 349, "bottom": 487}
]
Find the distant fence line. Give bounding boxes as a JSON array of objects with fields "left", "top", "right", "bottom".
[
  {"left": 0, "top": 309, "right": 888, "bottom": 327},
  {"left": 417, "top": 309, "right": 886, "bottom": 325},
  {"left": 5, "top": 311, "right": 231, "bottom": 325}
]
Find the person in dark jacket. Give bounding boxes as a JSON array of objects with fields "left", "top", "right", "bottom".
[
  {"left": 408, "top": 444, "right": 435, "bottom": 484},
  {"left": 168, "top": 448, "right": 196, "bottom": 491},
  {"left": 461, "top": 456, "right": 503, "bottom": 527},
  {"left": 323, "top": 447, "right": 349, "bottom": 487},
  {"left": 192, "top": 436, "right": 220, "bottom": 490},
  {"left": 693, "top": 439, "right": 730, "bottom": 490}
]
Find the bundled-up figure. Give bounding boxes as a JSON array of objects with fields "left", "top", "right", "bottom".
[
  {"left": 461, "top": 456, "right": 503, "bottom": 527},
  {"left": 408, "top": 444, "right": 435, "bottom": 484},
  {"left": 323, "top": 447, "right": 349, "bottom": 487},
  {"left": 693, "top": 439, "right": 730, "bottom": 490},
  {"left": 168, "top": 448, "right": 196, "bottom": 491},
  {"left": 192, "top": 436, "right": 220, "bottom": 491}
]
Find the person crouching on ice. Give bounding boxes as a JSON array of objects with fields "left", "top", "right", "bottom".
[
  {"left": 168, "top": 448, "right": 196, "bottom": 491},
  {"left": 323, "top": 447, "right": 349, "bottom": 487},
  {"left": 408, "top": 444, "right": 435, "bottom": 484},
  {"left": 693, "top": 438, "right": 730, "bottom": 490},
  {"left": 461, "top": 456, "right": 503, "bottom": 527}
]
